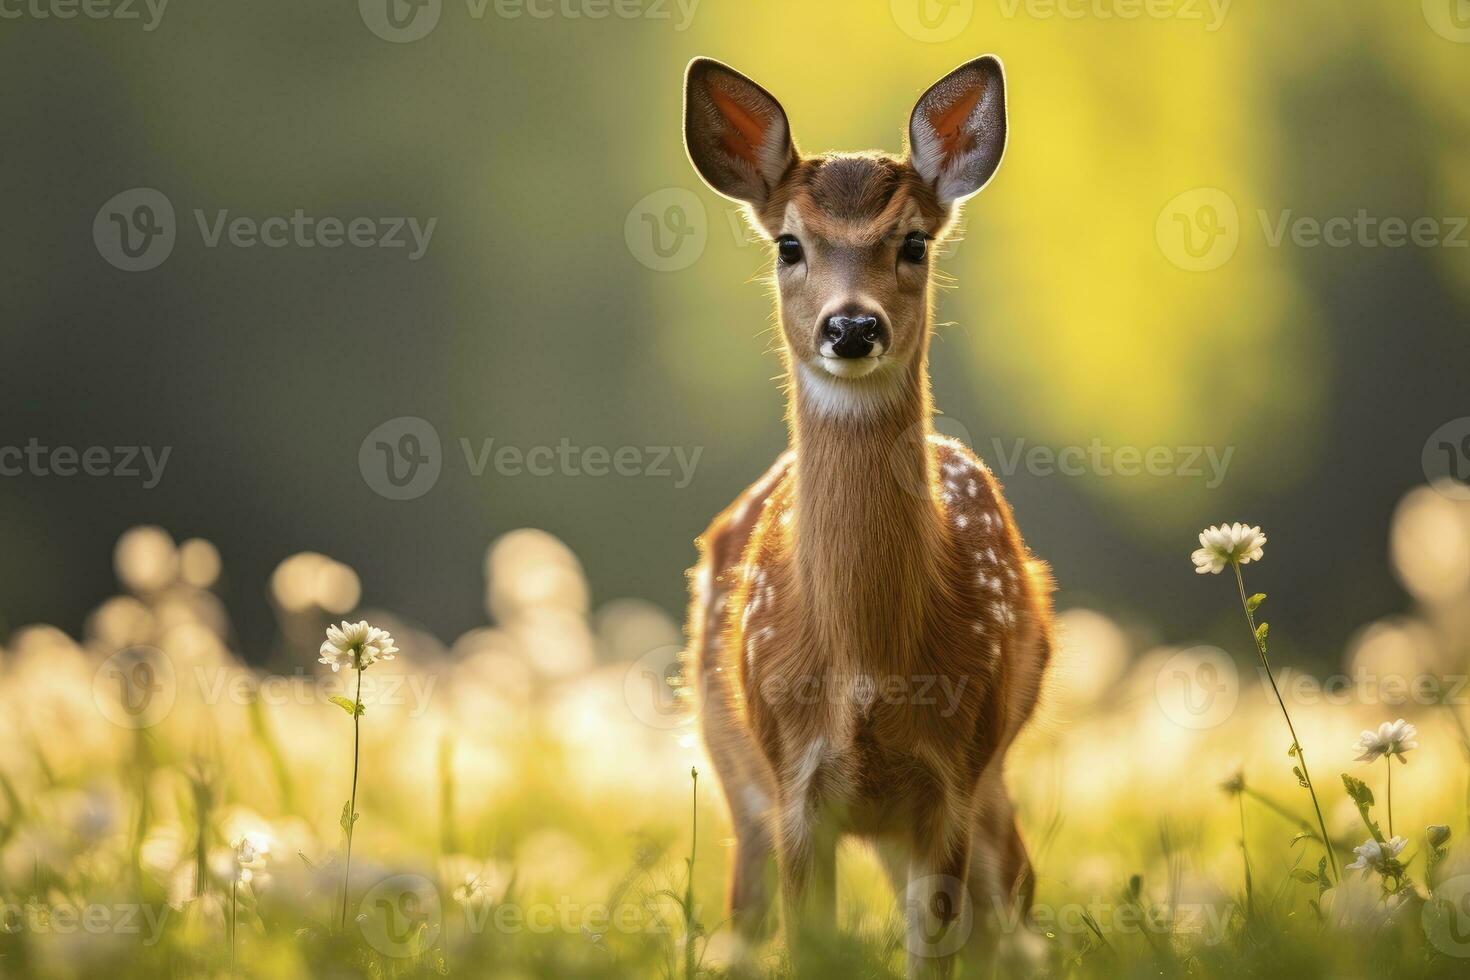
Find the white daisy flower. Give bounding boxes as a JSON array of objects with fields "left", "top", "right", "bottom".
[
  {"left": 1191, "top": 523, "right": 1267, "bottom": 575},
  {"left": 452, "top": 873, "right": 488, "bottom": 906},
  {"left": 318, "top": 620, "right": 398, "bottom": 672},
  {"left": 1345, "top": 835, "right": 1407, "bottom": 876},
  {"left": 231, "top": 831, "right": 271, "bottom": 883},
  {"left": 1354, "top": 719, "right": 1419, "bottom": 762}
]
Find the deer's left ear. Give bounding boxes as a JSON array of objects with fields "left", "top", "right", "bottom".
[{"left": 908, "top": 56, "right": 1008, "bottom": 205}]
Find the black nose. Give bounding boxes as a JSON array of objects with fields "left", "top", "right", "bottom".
[{"left": 822, "top": 314, "right": 881, "bottom": 359}]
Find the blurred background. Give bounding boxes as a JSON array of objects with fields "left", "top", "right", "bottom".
[
  {"left": 4, "top": 4, "right": 1470, "bottom": 976},
  {"left": 2, "top": 0, "right": 1468, "bottom": 664}
]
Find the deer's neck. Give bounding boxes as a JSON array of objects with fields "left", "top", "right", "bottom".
[{"left": 787, "top": 351, "right": 943, "bottom": 670}]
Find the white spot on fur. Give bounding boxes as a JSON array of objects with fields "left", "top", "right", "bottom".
[{"left": 745, "top": 625, "right": 775, "bottom": 668}]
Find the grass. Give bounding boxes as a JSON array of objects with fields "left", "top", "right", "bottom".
[{"left": 0, "top": 520, "right": 1468, "bottom": 978}]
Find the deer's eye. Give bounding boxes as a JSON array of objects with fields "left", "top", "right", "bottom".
[
  {"left": 776, "top": 235, "right": 803, "bottom": 266},
  {"left": 901, "top": 232, "right": 928, "bottom": 263}
]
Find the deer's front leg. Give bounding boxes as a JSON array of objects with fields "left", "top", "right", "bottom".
[
  {"left": 775, "top": 742, "right": 837, "bottom": 973},
  {"left": 903, "top": 818, "right": 973, "bottom": 980}
]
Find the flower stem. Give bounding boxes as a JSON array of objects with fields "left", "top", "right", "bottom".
[
  {"left": 1386, "top": 756, "right": 1393, "bottom": 838},
  {"left": 684, "top": 767, "right": 698, "bottom": 980},
  {"left": 340, "top": 664, "right": 363, "bottom": 931},
  {"left": 1238, "top": 792, "right": 1253, "bottom": 920},
  {"left": 230, "top": 878, "right": 237, "bottom": 973},
  {"left": 1233, "top": 562, "right": 1339, "bottom": 881}
]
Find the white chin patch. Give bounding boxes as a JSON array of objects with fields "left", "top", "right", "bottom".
[
  {"left": 797, "top": 358, "right": 902, "bottom": 418},
  {"left": 817, "top": 356, "right": 882, "bottom": 379}
]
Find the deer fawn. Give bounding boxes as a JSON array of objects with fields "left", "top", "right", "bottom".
[{"left": 682, "top": 57, "right": 1053, "bottom": 977}]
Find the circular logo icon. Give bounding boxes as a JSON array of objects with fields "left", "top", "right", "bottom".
[
  {"left": 891, "top": 415, "right": 976, "bottom": 501},
  {"left": 1156, "top": 187, "right": 1239, "bottom": 271},
  {"left": 891, "top": 0, "right": 974, "bottom": 43},
  {"left": 359, "top": 0, "right": 442, "bottom": 42},
  {"left": 903, "top": 874, "right": 973, "bottom": 960},
  {"left": 93, "top": 646, "right": 176, "bottom": 729},
  {"left": 1154, "top": 646, "right": 1238, "bottom": 729},
  {"left": 359, "top": 874, "right": 442, "bottom": 957},
  {"left": 1424, "top": 0, "right": 1470, "bottom": 43},
  {"left": 1423, "top": 417, "right": 1470, "bottom": 501},
  {"left": 359, "top": 416, "right": 442, "bottom": 500},
  {"left": 1424, "top": 874, "right": 1470, "bottom": 957},
  {"left": 625, "top": 188, "right": 707, "bottom": 272},
  {"left": 94, "top": 188, "right": 176, "bottom": 272},
  {"left": 624, "top": 644, "right": 696, "bottom": 730}
]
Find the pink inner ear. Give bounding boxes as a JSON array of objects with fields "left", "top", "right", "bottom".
[
  {"left": 711, "top": 87, "right": 767, "bottom": 165},
  {"left": 928, "top": 86, "right": 982, "bottom": 162}
]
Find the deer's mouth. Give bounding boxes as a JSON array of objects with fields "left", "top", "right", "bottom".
[{"left": 815, "top": 353, "right": 885, "bottom": 379}]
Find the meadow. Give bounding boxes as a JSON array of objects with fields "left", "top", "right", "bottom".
[{"left": 3, "top": 481, "right": 1470, "bottom": 979}]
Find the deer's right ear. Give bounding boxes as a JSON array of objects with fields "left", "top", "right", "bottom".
[{"left": 684, "top": 58, "right": 796, "bottom": 207}]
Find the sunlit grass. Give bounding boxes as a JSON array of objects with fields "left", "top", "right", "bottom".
[{"left": 2, "top": 489, "right": 1470, "bottom": 977}]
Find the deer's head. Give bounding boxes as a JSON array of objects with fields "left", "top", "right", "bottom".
[{"left": 684, "top": 57, "right": 1007, "bottom": 409}]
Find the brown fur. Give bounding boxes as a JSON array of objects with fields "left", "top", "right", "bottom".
[{"left": 682, "top": 57, "right": 1051, "bottom": 978}]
